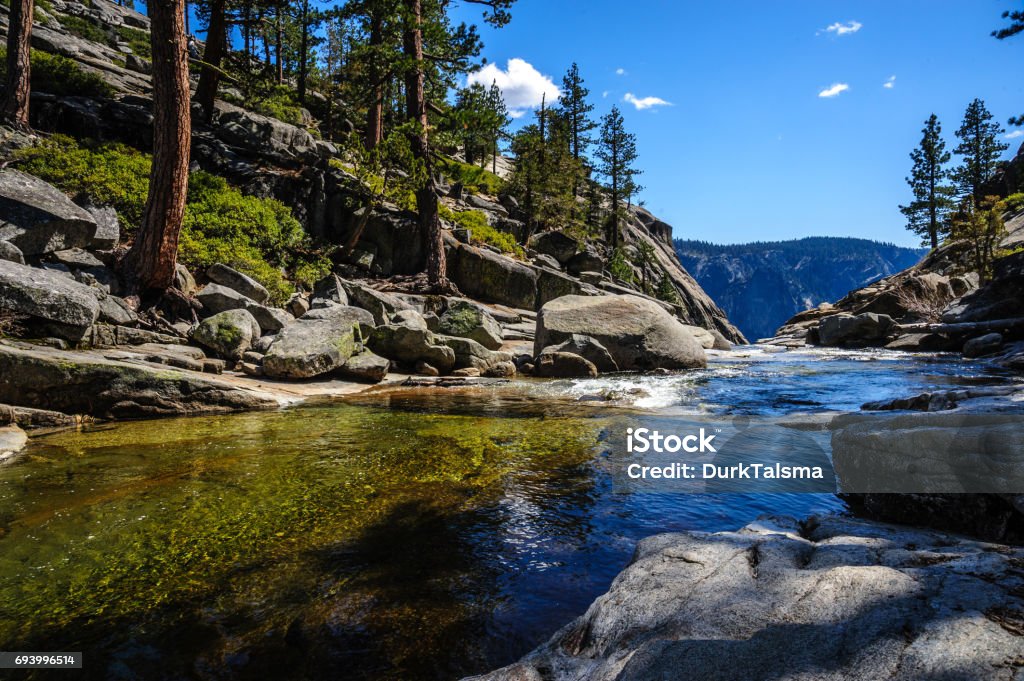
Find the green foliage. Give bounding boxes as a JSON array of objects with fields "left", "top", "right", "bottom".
[
  {"left": 15, "top": 135, "right": 149, "bottom": 224},
  {"left": 1004, "top": 192, "right": 1024, "bottom": 213},
  {"left": 899, "top": 114, "right": 955, "bottom": 249},
  {"left": 14, "top": 136, "right": 328, "bottom": 304},
  {"left": 437, "top": 157, "right": 504, "bottom": 195},
  {"left": 953, "top": 98, "right": 1009, "bottom": 200},
  {"left": 116, "top": 25, "right": 151, "bottom": 59},
  {"left": 439, "top": 205, "right": 523, "bottom": 257},
  {"left": 949, "top": 195, "right": 1009, "bottom": 283},
  {"left": 596, "top": 106, "right": 642, "bottom": 247},
  {"left": 223, "top": 84, "right": 305, "bottom": 127},
  {"left": 608, "top": 247, "right": 635, "bottom": 284},
  {"left": 60, "top": 14, "right": 110, "bottom": 44},
  {"left": 0, "top": 49, "right": 112, "bottom": 98},
  {"left": 655, "top": 272, "right": 680, "bottom": 304},
  {"left": 555, "top": 62, "right": 598, "bottom": 160}
]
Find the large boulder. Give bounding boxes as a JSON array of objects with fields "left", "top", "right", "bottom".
[
  {"left": 262, "top": 312, "right": 360, "bottom": 379},
  {"left": 963, "top": 333, "right": 1004, "bottom": 359},
  {"left": 529, "top": 230, "right": 578, "bottom": 264},
  {"left": 451, "top": 243, "right": 538, "bottom": 310},
  {"left": 436, "top": 335, "right": 513, "bottom": 371},
  {"left": 0, "top": 169, "right": 98, "bottom": 255},
  {"left": 0, "top": 341, "right": 279, "bottom": 419},
  {"left": 0, "top": 259, "right": 100, "bottom": 337},
  {"left": 536, "top": 267, "right": 583, "bottom": 308},
  {"left": 541, "top": 334, "right": 618, "bottom": 373},
  {"left": 337, "top": 349, "right": 390, "bottom": 383},
  {"left": 300, "top": 305, "right": 376, "bottom": 340},
  {"left": 466, "top": 516, "right": 1024, "bottom": 681},
  {"left": 341, "top": 279, "right": 412, "bottom": 325},
  {"left": 196, "top": 283, "right": 252, "bottom": 315},
  {"left": 534, "top": 351, "right": 598, "bottom": 378},
  {"left": 206, "top": 263, "right": 270, "bottom": 304},
  {"left": 535, "top": 295, "right": 706, "bottom": 370},
  {"left": 192, "top": 309, "right": 261, "bottom": 360},
  {"left": 817, "top": 313, "right": 898, "bottom": 346},
  {"left": 369, "top": 325, "right": 456, "bottom": 372},
  {"left": 0, "top": 240, "right": 25, "bottom": 264},
  {"left": 437, "top": 300, "right": 503, "bottom": 350}
]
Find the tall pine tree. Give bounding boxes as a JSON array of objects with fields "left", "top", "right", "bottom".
[
  {"left": 952, "top": 99, "right": 1008, "bottom": 201},
  {"left": 595, "top": 106, "right": 642, "bottom": 248},
  {"left": 899, "top": 114, "right": 955, "bottom": 249},
  {"left": 556, "top": 62, "right": 597, "bottom": 161}
]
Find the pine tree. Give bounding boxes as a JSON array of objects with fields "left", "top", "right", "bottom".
[
  {"left": 194, "top": 0, "right": 228, "bottom": 122},
  {"left": 556, "top": 62, "right": 597, "bottom": 161},
  {"left": 993, "top": 8, "right": 1024, "bottom": 125},
  {"left": 952, "top": 99, "right": 1009, "bottom": 201},
  {"left": 949, "top": 195, "right": 1008, "bottom": 284},
  {"left": 486, "top": 80, "right": 509, "bottom": 174},
  {"left": 655, "top": 271, "right": 679, "bottom": 304},
  {"left": 2, "top": 0, "right": 33, "bottom": 129},
  {"left": 595, "top": 106, "right": 642, "bottom": 248},
  {"left": 122, "top": 0, "right": 191, "bottom": 292},
  {"left": 899, "top": 114, "right": 955, "bottom": 249}
]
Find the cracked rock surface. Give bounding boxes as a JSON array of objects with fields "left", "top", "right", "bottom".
[{"left": 466, "top": 515, "right": 1024, "bottom": 681}]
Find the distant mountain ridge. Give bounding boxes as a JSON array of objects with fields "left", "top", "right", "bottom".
[{"left": 674, "top": 237, "right": 928, "bottom": 341}]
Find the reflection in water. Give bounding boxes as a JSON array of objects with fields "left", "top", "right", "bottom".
[{"left": 0, "top": 347, "right": 1016, "bottom": 680}]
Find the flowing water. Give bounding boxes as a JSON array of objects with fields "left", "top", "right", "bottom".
[{"left": 0, "top": 347, "right": 1018, "bottom": 680}]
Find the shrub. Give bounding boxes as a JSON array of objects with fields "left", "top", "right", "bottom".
[
  {"left": 59, "top": 14, "right": 111, "bottom": 45},
  {"left": 116, "top": 25, "right": 151, "bottom": 59},
  {"left": 439, "top": 205, "right": 522, "bottom": 258},
  {"left": 0, "top": 49, "right": 113, "bottom": 98},
  {"left": 223, "top": 85, "right": 304, "bottom": 127},
  {"left": 1004, "top": 192, "right": 1024, "bottom": 214},
  {"left": 608, "top": 247, "right": 635, "bottom": 284},
  {"left": 14, "top": 136, "right": 328, "bottom": 305},
  {"left": 437, "top": 157, "right": 504, "bottom": 196}
]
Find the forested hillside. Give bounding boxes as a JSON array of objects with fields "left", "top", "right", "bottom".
[{"left": 675, "top": 237, "right": 926, "bottom": 340}]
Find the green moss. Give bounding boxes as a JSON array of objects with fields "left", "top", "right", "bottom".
[
  {"left": 0, "top": 48, "right": 113, "bottom": 98},
  {"left": 437, "top": 157, "right": 504, "bottom": 195},
  {"left": 440, "top": 205, "right": 523, "bottom": 258},
  {"left": 14, "top": 136, "right": 328, "bottom": 305}
]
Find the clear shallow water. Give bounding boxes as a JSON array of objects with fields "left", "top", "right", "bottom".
[{"left": 0, "top": 347, "right": 1017, "bottom": 680}]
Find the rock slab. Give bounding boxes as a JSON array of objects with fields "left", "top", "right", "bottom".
[{"left": 466, "top": 515, "right": 1024, "bottom": 681}]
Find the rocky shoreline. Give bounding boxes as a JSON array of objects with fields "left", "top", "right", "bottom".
[{"left": 465, "top": 515, "right": 1024, "bottom": 681}]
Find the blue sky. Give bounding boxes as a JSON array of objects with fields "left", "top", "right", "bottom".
[{"left": 451, "top": 1, "right": 1023, "bottom": 247}]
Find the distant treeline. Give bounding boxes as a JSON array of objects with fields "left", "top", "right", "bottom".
[{"left": 674, "top": 237, "right": 924, "bottom": 259}]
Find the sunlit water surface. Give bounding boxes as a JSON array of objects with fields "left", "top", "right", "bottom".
[{"left": 0, "top": 347, "right": 1017, "bottom": 680}]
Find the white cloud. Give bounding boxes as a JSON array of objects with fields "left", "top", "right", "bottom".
[
  {"left": 817, "top": 83, "right": 849, "bottom": 98},
  {"left": 467, "top": 58, "right": 560, "bottom": 118},
  {"left": 623, "top": 92, "right": 672, "bottom": 110},
  {"left": 1006, "top": 130, "right": 1024, "bottom": 139},
  {"left": 820, "top": 20, "right": 862, "bottom": 36},
  {"left": 602, "top": 90, "right": 610, "bottom": 98},
  {"left": 883, "top": 75, "right": 896, "bottom": 89},
  {"left": 615, "top": 68, "right": 627, "bottom": 76}
]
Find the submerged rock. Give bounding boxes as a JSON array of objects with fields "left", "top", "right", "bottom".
[
  {"left": 466, "top": 515, "right": 1024, "bottom": 681},
  {"left": 535, "top": 294, "right": 706, "bottom": 371}
]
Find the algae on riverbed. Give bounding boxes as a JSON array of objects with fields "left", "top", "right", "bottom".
[{"left": 0, "top": 402, "right": 604, "bottom": 678}]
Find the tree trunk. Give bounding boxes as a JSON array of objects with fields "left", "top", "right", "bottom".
[
  {"left": 298, "top": 0, "right": 309, "bottom": 104},
  {"left": 121, "top": 0, "right": 191, "bottom": 293},
  {"left": 275, "top": 1, "right": 284, "bottom": 84},
  {"left": 194, "top": 0, "right": 226, "bottom": 122},
  {"left": 403, "top": 0, "right": 446, "bottom": 288},
  {"left": 363, "top": 10, "right": 384, "bottom": 150},
  {"left": 2, "top": 0, "right": 33, "bottom": 130}
]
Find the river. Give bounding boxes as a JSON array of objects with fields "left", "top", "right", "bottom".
[{"left": 0, "top": 347, "right": 1017, "bottom": 680}]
